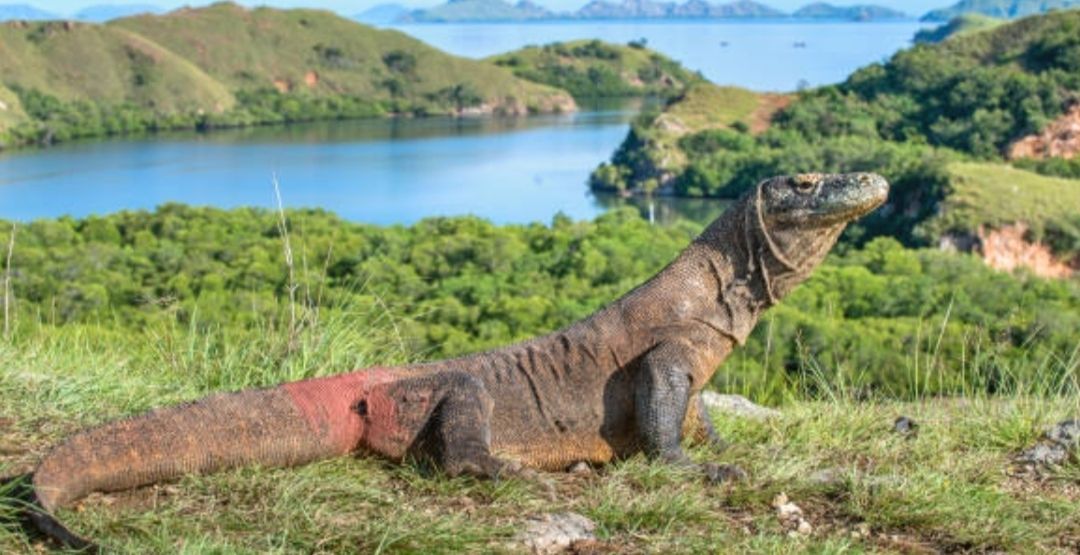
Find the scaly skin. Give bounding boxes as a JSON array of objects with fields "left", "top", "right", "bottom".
[{"left": 29, "top": 172, "right": 888, "bottom": 550}]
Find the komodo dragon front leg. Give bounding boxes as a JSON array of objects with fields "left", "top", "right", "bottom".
[{"left": 635, "top": 341, "right": 741, "bottom": 482}]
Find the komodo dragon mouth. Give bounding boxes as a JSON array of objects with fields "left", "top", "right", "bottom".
[{"left": 26, "top": 172, "right": 888, "bottom": 551}]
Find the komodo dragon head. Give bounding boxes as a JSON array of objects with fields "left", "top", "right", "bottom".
[{"left": 731, "top": 172, "right": 888, "bottom": 303}]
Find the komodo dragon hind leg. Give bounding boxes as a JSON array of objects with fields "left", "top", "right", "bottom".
[
  {"left": 636, "top": 343, "right": 744, "bottom": 484},
  {"left": 409, "top": 372, "right": 521, "bottom": 480}
]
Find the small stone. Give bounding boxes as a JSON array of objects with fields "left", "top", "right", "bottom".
[
  {"left": 1014, "top": 419, "right": 1079, "bottom": 470},
  {"left": 893, "top": 416, "right": 918, "bottom": 438},
  {"left": 772, "top": 492, "right": 812, "bottom": 535},
  {"left": 515, "top": 512, "right": 597, "bottom": 554},
  {"left": 701, "top": 391, "right": 781, "bottom": 420},
  {"left": 1045, "top": 419, "right": 1079, "bottom": 447},
  {"left": 1016, "top": 442, "right": 1069, "bottom": 467},
  {"left": 568, "top": 461, "right": 592, "bottom": 475}
]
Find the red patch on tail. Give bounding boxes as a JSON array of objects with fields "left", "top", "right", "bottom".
[{"left": 281, "top": 369, "right": 397, "bottom": 455}]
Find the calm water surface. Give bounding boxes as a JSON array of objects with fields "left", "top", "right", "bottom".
[
  {"left": 0, "top": 106, "right": 726, "bottom": 225},
  {"left": 393, "top": 20, "right": 927, "bottom": 92}
]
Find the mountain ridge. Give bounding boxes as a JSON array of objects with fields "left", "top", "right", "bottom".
[
  {"left": 391, "top": 0, "right": 909, "bottom": 23},
  {"left": 921, "top": 0, "right": 1080, "bottom": 22}
]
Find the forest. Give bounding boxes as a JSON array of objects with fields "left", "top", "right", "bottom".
[
  {"left": 590, "top": 9, "right": 1080, "bottom": 254},
  {"left": 1, "top": 206, "right": 1076, "bottom": 404}
]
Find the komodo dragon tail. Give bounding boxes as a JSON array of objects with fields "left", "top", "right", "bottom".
[{"left": 29, "top": 369, "right": 394, "bottom": 550}]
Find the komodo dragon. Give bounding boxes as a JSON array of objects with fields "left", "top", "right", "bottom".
[{"left": 28, "top": 172, "right": 888, "bottom": 549}]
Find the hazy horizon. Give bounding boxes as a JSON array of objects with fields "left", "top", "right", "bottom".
[{"left": 21, "top": 0, "right": 949, "bottom": 17}]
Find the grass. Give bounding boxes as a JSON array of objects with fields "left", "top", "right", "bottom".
[
  {"left": 1, "top": 311, "right": 1078, "bottom": 553},
  {"left": 0, "top": 20, "right": 235, "bottom": 113},
  {"left": 926, "top": 162, "right": 1080, "bottom": 241}
]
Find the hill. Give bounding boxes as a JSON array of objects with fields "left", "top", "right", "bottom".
[
  {"left": 75, "top": 4, "right": 164, "bottom": 22},
  {"left": 913, "top": 12, "right": 1004, "bottom": 43},
  {"left": 489, "top": 39, "right": 703, "bottom": 99},
  {"left": 922, "top": 0, "right": 1080, "bottom": 21},
  {"left": 926, "top": 162, "right": 1080, "bottom": 267},
  {"left": 591, "top": 83, "right": 790, "bottom": 194},
  {"left": 111, "top": 3, "right": 571, "bottom": 111},
  {"left": 0, "top": 20, "right": 235, "bottom": 112},
  {"left": 792, "top": 2, "right": 908, "bottom": 20},
  {"left": 0, "top": 3, "right": 55, "bottom": 21},
  {"left": 0, "top": 3, "right": 574, "bottom": 148},
  {"left": 590, "top": 10, "right": 1080, "bottom": 264}
]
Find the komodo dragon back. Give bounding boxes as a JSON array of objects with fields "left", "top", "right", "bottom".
[{"left": 28, "top": 173, "right": 888, "bottom": 550}]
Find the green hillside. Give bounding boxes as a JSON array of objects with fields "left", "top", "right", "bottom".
[
  {"left": 914, "top": 13, "right": 1004, "bottom": 43},
  {"left": 590, "top": 82, "right": 790, "bottom": 195},
  {"left": 592, "top": 10, "right": 1080, "bottom": 254},
  {"left": 0, "top": 21, "right": 234, "bottom": 112},
  {"left": 489, "top": 39, "right": 703, "bottom": 99},
  {"left": 925, "top": 162, "right": 1080, "bottom": 245},
  {"left": 0, "top": 3, "right": 574, "bottom": 148},
  {"left": 922, "top": 0, "right": 1080, "bottom": 21},
  {"left": 111, "top": 2, "right": 570, "bottom": 112}
]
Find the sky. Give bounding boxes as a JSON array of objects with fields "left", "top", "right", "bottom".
[{"left": 28, "top": 0, "right": 950, "bottom": 17}]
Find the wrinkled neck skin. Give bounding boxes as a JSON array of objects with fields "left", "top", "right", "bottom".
[{"left": 635, "top": 186, "right": 843, "bottom": 347}]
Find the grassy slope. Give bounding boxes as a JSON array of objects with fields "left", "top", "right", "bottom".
[
  {"left": 0, "top": 21, "right": 235, "bottom": 112},
  {"left": 488, "top": 39, "right": 702, "bottom": 99},
  {"left": 111, "top": 3, "right": 571, "bottom": 111},
  {"left": 592, "top": 83, "right": 789, "bottom": 193},
  {"left": 926, "top": 162, "right": 1080, "bottom": 239},
  {"left": 0, "top": 322, "right": 1077, "bottom": 553}
]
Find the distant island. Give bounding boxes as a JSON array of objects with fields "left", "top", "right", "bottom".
[
  {"left": 921, "top": 0, "right": 1080, "bottom": 21},
  {"left": 360, "top": 0, "right": 910, "bottom": 24}
]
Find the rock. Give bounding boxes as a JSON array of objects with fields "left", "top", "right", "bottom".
[
  {"left": 1015, "top": 419, "right": 1079, "bottom": 469},
  {"left": 1045, "top": 419, "right": 1079, "bottom": 447},
  {"left": 701, "top": 391, "right": 780, "bottom": 420},
  {"left": 1015, "top": 442, "right": 1069, "bottom": 467},
  {"left": 893, "top": 416, "right": 918, "bottom": 438},
  {"left": 772, "top": 492, "right": 812, "bottom": 535},
  {"left": 568, "top": 461, "right": 592, "bottom": 475},
  {"left": 515, "top": 512, "right": 597, "bottom": 554}
]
